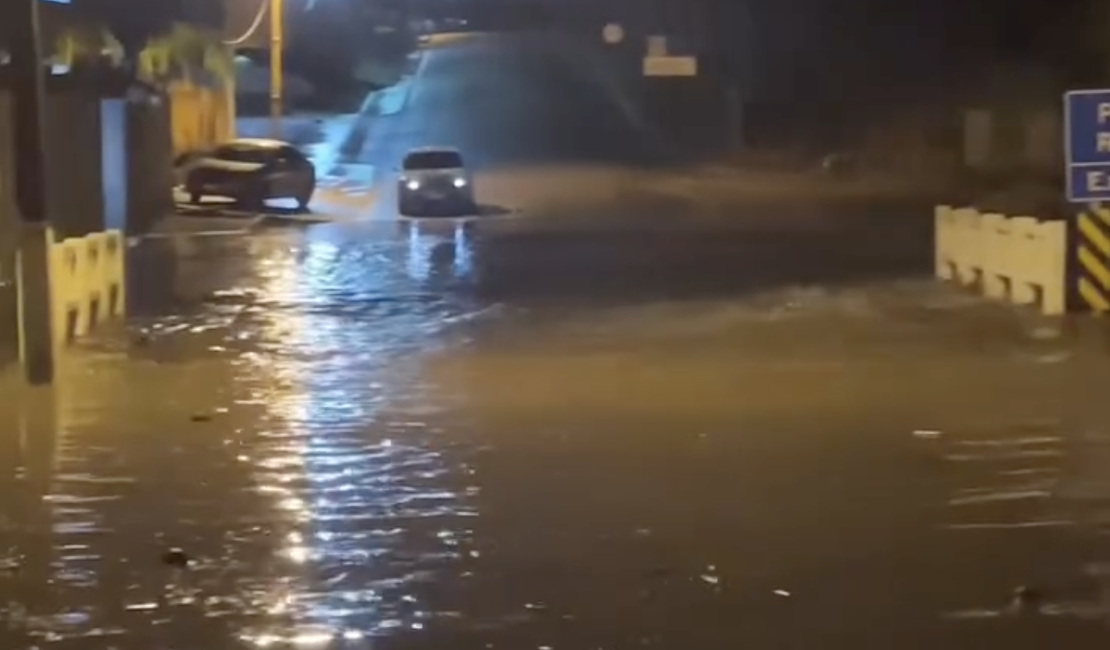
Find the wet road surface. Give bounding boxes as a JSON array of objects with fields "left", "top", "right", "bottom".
[{"left": 5, "top": 33, "right": 1110, "bottom": 650}]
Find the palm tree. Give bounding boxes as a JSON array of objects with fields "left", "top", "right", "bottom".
[
  {"left": 50, "top": 21, "right": 232, "bottom": 90},
  {"left": 137, "top": 22, "right": 234, "bottom": 89},
  {"left": 135, "top": 23, "right": 237, "bottom": 154},
  {"left": 45, "top": 18, "right": 235, "bottom": 161},
  {"left": 51, "top": 24, "right": 124, "bottom": 71}
]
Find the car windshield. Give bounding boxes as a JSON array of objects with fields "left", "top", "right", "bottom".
[
  {"left": 211, "top": 145, "right": 276, "bottom": 164},
  {"left": 403, "top": 150, "right": 463, "bottom": 170}
]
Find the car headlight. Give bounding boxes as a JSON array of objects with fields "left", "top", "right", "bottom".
[
  {"left": 405, "top": 179, "right": 420, "bottom": 190},
  {"left": 452, "top": 177, "right": 466, "bottom": 188}
]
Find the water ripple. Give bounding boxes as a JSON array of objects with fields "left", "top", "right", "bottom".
[{"left": 17, "top": 231, "right": 483, "bottom": 648}]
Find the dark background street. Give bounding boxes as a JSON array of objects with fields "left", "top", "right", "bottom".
[{"left": 354, "top": 33, "right": 664, "bottom": 170}]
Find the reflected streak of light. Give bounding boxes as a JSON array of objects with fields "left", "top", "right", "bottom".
[
  {"left": 243, "top": 244, "right": 319, "bottom": 640},
  {"left": 407, "top": 225, "right": 432, "bottom": 281},
  {"left": 405, "top": 221, "right": 474, "bottom": 282},
  {"left": 286, "top": 546, "right": 311, "bottom": 563},
  {"left": 240, "top": 629, "right": 341, "bottom": 648},
  {"left": 241, "top": 240, "right": 392, "bottom": 639},
  {"left": 241, "top": 233, "right": 476, "bottom": 641},
  {"left": 453, "top": 221, "right": 473, "bottom": 277}
]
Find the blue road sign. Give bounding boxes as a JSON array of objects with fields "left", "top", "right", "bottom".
[{"left": 1066, "top": 89, "right": 1110, "bottom": 202}]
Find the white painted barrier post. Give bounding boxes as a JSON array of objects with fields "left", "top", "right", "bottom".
[
  {"left": 82, "top": 233, "right": 105, "bottom": 333},
  {"left": 104, "top": 231, "right": 125, "bottom": 317},
  {"left": 40, "top": 229, "right": 128, "bottom": 350},
  {"left": 980, "top": 213, "right": 1010, "bottom": 300},
  {"left": 1036, "top": 220, "right": 1067, "bottom": 315},
  {"left": 936, "top": 206, "right": 985, "bottom": 287},
  {"left": 934, "top": 205, "right": 955, "bottom": 280}
]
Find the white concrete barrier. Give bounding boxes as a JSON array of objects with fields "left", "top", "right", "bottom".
[
  {"left": 934, "top": 205, "right": 1066, "bottom": 314},
  {"left": 48, "top": 228, "right": 126, "bottom": 347}
]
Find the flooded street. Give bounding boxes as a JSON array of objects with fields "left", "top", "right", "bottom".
[
  {"left": 5, "top": 31, "right": 1110, "bottom": 649},
  {"left": 4, "top": 218, "right": 1110, "bottom": 649}
]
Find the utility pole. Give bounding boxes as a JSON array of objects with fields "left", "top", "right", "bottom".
[
  {"left": 9, "top": 0, "right": 55, "bottom": 386},
  {"left": 270, "top": 0, "right": 284, "bottom": 137}
]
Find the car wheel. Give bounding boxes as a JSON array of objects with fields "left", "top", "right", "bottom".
[{"left": 295, "top": 179, "right": 314, "bottom": 211}]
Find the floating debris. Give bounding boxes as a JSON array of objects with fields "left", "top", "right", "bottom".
[
  {"left": 699, "top": 565, "right": 722, "bottom": 588},
  {"left": 162, "top": 548, "right": 191, "bottom": 569},
  {"left": 1011, "top": 585, "right": 1043, "bottom": 611}
]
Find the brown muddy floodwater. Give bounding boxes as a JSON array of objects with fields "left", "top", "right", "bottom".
[{"left": 3, "top": 217, "right": 1110, "bottom": 650}]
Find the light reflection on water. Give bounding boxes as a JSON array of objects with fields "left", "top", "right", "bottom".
[
  {"left": 225, "top": 227, "right": 481, "bottom": 646},
  {"left": 25, "top": 226, "right": 481, "bottom": 648}
]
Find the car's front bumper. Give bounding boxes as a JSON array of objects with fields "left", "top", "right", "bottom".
[{"left": 399, "top": 186, "right": 473, "bottom": 210}]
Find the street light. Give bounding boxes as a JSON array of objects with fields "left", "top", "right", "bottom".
[
  {"left": 269, "top": 0, "right": 283, "bottom": 137},
  {"left": 227, "top": 0, "right": 287, "bottom": 137},
  {"left": 234, "top": 0, "right": 324, "bottom": 138}
]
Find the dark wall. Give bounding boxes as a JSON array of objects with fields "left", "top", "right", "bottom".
[
  {"left": 43, "top": 91, "right": 105, "bottom": 239},
  {"left": 0, "top": 85, "right": 111, "bottom": 239},
  {"left": 638, "top": 76, "right": 731, "bottom": 154},
  {"left": 126, "top": 95, "right": 174, "bottom": 235},
  {"left": 0, "top": 83, "right": 172, "bottom": 249},
  {"left": 0, "top": 89, "right": 101, "bottom": 371}
]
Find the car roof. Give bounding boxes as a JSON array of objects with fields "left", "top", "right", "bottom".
[{"left": 225, "top": 138, "right": 288, "bottom": 149}]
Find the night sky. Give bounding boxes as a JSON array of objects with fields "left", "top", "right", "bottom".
[{"left": 2, "top": 0, "right": 1103, "bottom": 89}]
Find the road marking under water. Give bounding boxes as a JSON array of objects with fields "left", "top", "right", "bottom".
[{"left": 944, "top": 519, "right": 1075, "bottom": 530}]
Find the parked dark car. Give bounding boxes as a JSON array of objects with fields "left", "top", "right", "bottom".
[{"left": 182, "top": 139, "right": 316, "bottom": 210}]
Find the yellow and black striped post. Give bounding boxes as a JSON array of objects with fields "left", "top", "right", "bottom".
[{"left": 1076, "top": 203, "right": 1110, "bottom": 313}]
